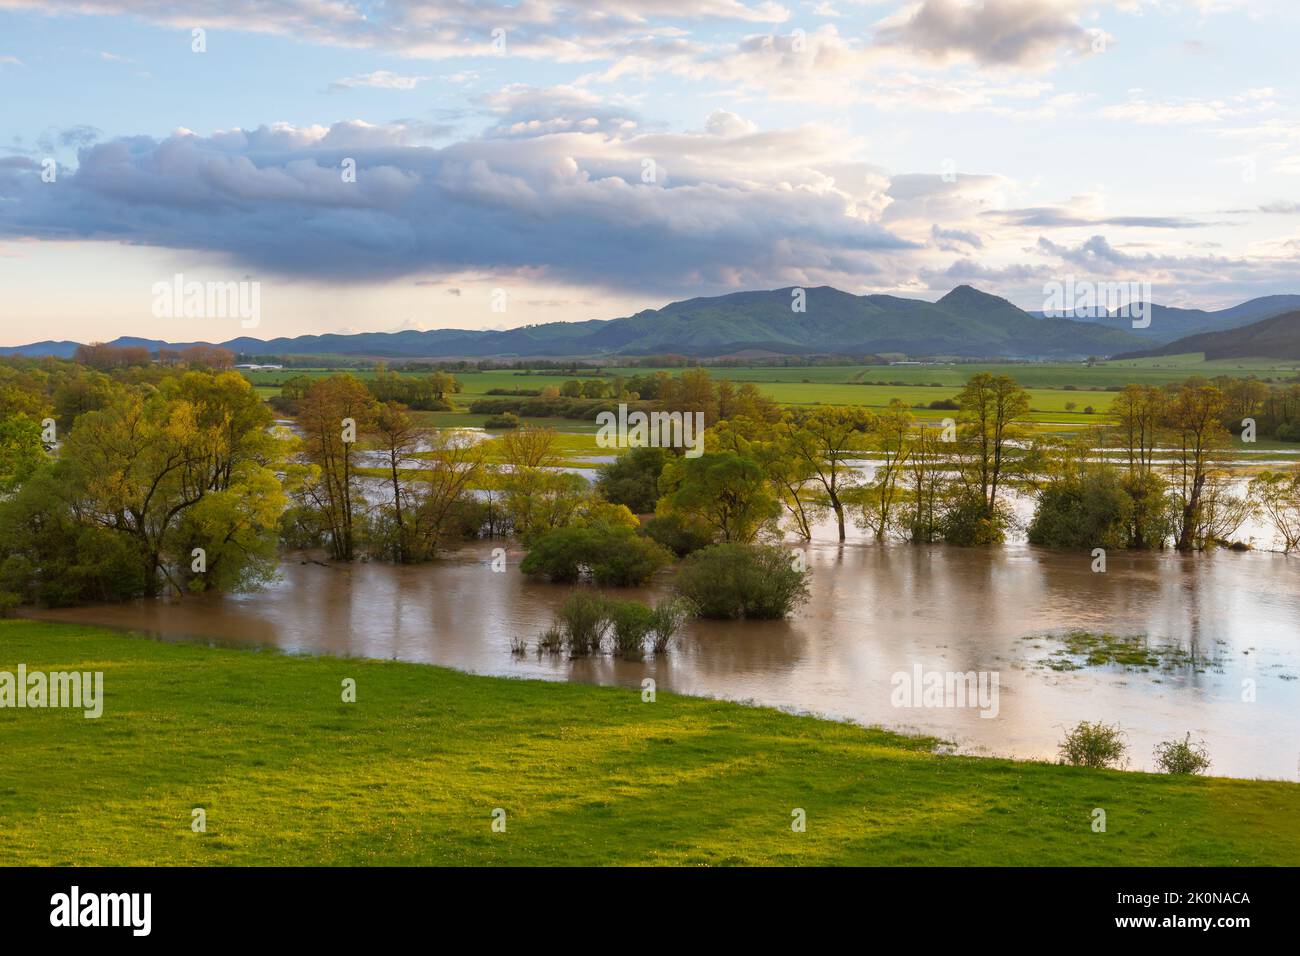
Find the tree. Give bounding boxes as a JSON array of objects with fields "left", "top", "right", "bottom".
[
  {"left": 781, "top": 406, "right": 875, "bottom": 542},
  {"left": 179, "top": 344, "right": 235, "bottom": 369},
  {"left": 596, "top": 446, "right": 671, "bottom": 514},
  {"left": 905, "top": 425, "right": 950, "bottom": 543},
  {"left": 503, "top": 470, "right": 590, "bottom": 542},
  {"left": 1165, "top": 380, "right": 1229, "bottom": 551},
  {"left": 0, "top": 415, "right": 45, "bottom": 494},
  {"left": 371, "top": 402, "right": 424, "bottom": 562},
  {"left": 858, "top": 399, "right": 913, "bottom": 540},
  {"left": 58, "top": 373, "right": 283, "bottom": 595},
  {"left": 659, "top": 451, "right": 779, "bottom": 544},
  {"left": 1110, "top": 384, "right": 1169, "bottom": 548},
  {"left": 407, "top": 430, "right": 488, "bottom": 557},
  {"left": 298, "top": 374, "right": 377, "bottom": 560},
  {"left": 659, "top": 367, "right": 719, "bottom": 424},
  {"left": 499, "top": 426, "right": 560, "bottom": 470},
  {"left": 1111, "top": 384, "right": 1165, "bottom": 477},
  {"left": 61, "top": 390, "right": 210, "bottom": 595},
  {"left": 953, "top": 373, "right": 1030, "bottom": 520},
  {"left": 1250, "top": 468, "right": 1300, "bottom": 552},
  {"left": 753, "top": 433, "right": 826, "bottom": 541}
]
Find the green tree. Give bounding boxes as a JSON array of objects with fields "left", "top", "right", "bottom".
[
  {"left": 595, "top": 447, "right": 671, "bottom": 514},
  {"left": 659, "top": 451, "right": 779, "bottom": 543},
  {"left": 0, "top": 415, "right": 45, "bottom": 494},
  {"left": 781, "top": 407, "right": 875, "bottom": 542},
  {"left": 297, "top": 374, "right": 377, "bottom": 561}
]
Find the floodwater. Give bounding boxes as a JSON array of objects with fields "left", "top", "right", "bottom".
[{"left": 25, "top": 520, "right": 1300, "bottom": 780}]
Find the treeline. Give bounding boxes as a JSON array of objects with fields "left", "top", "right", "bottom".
[
  {"left": 71, "top": 343, "right": 235, "bottom": 370},
  {"left": 270, "top": 366, "right": 462, "bottom": 414},
  {"left": 589, "top": 374, "right": 1300, "bottom": 555},
  {"left": 471, "top": 369, "right": 781, "bottom": 423},
  {"left": 4, "top": 358, "right": 1300, "bottom": 615}
]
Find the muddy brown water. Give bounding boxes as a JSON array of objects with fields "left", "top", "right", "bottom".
[{"left": 23, "top": 516, "right": 1300, "bottom": 780}]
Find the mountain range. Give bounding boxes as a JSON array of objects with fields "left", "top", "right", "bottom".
[
  {"left": 1114, "top": 309, "right": 1300, "bottom": 361},
  {"left": 5, "top": 285, "right": 1299, "bottom": 362}
]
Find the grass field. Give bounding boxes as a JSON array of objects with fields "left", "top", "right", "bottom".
[
  {"left": 245, "top": 357, "right": 1300, "bottom": 427},
  {"left": 1, "top": 620, "right": 1297, "bottom": 866}
]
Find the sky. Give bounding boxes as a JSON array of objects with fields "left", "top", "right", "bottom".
[{"left": 1, "top": 0, "right": 1300, "bottom": 346}]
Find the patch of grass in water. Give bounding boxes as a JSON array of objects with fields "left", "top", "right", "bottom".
[{"left": 1025, "top": 631, "right": 1221, "bottom": 673}]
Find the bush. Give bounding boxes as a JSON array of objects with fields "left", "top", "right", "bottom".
[
  {"left": 673, "top": 543, "right": 809, "bottom": 619},
  {"left": 1058, "top": 721, "right": 1128, "bottom": 769},
  {"left": 536, "top": 625, "right": 564, "bottom": 654},
  {"left": 1276, "top": 420, "right": 1300, "bottom": 442},
  {"left": 940, "top": 493, "right": 1011, "bottom": 546},
  {"left": 607, "top": 599, "right": 654, "bottom": 658},
  {"left": 0, "top": 591, "right": 20, "bottom": 617},
  {"left": 1153, "top": 733, "right": 1211, "bottom": 775},
  {"left": 642, "top": 513, "right": 713, "bottom": 557},
  {"left": 483, "top": 412, "right": 521, "bottom": 429},
  {"left": 520, "top": 526, "right": 593, "bottom": 583},
  {"left": 556, "top": 591, "right": 610, "bottom": 656},
  {"left": 648, "top": 597, "right": 693, "bottom": 654},
  {"left": 1028, "top": 470, "right": 1133, "bottom": 550},
  {"left": 521, "top": 525, "right": 672, "bottom": 587}
]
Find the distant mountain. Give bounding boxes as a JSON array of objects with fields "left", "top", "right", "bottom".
[
  {"left": 1030, "top": 294, "right": 1300, "bottom": 343},
  {"left": 4, "top": 285, "right": 1291, "bottom": 362},
  {"left": 1114, "top": 309, "right": 1300, "bottom": 361}
]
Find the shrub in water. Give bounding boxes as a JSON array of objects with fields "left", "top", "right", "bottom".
[
  {"left": 1058, "top": 720, "right": 1128, "bottom": 769},
  {"left": 536, "top": 625, "right": 564, "bottom": 654},
  {"left": 641, "top": 513, "right": 714, "bottom": 557},
  {"left": 557, "top": 591, "right": 610, "bottom": 655},
  {"left": 607, "top": 599, "right": 654, "bottom": 658},
  {"left": 673, "top": 543, "right": 809, "bottom": 620},
  {"left": 647, "top": 597, "right": 693, "bottom": 654},
  {"left": 520, "top": 526, "right": 593, "bottom": 583},
  {"left": 521, "top": 525, "right": 671, "bottom": 587},
  {"left": 1153, "top": 733, "right": 1211, "bottom": 775},
  {"left": 590, "top": 534, "right": 673, "bottom": 587}
]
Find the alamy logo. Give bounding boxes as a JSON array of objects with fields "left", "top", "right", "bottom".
[
  {"left": 891, "top": 665, "right": 1000, "bottom": 719},
  {"left": 50, "top": 886, "right": 151, "bottom": 936},
  {"left": 151, "top": 272, "right": 261, "bottom": 328},
  {"left": 1041, "top": 277, "right": 1152, "bottom": 329},
  {"left": 0, "top": 665, "right": 103, "bottom": 718},
  {"left": 595, "top": 403, "right": 705, "bottom": 458}
]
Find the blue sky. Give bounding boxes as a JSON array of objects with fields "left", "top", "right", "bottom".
[{"left": 2, "top": 0, "right": 1299, "bottom": 345}]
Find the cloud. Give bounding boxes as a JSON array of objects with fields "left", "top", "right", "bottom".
[
  {"left": 477, "top": 85, "right": 642, "bottom": 138},
  {"left": 329, "top": 71, "right": 430, "bottom": 92},
  {"left": 988, "top": 207, "right": 1222, "bottom": 229},
  {"left": 0, "top": 112, "right": 916, "bottom": 295},
  {"left": 1098, "top": 87, "right": 1277, "bottom": 125},
  {"left": 931, "top": 223, "right": 984, "bottom": 250},
  {"left": 872, "top": 0, "right": 1104, "bottom": 69},
  {"left": 1032, "top": 233, "right": 1300, "bottom": 295},
  {"left": 0, "top": 0, "right": 791, "bottom": 60}
]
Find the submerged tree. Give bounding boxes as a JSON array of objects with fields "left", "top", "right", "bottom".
[{"left": 298, "top": 374, "right": 377, "bottom": 561}]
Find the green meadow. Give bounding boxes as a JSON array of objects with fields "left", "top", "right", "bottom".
[
  {"left": 1, "top": 621, "right": 1296, "bottom": 866},
  {"left": 244, "top": 356, "right": 1300, "bottom": 426}
]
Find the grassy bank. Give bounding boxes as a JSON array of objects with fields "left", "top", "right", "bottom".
[{"left": 1, "top": 620, "right": 1296, "bottom": 866}]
